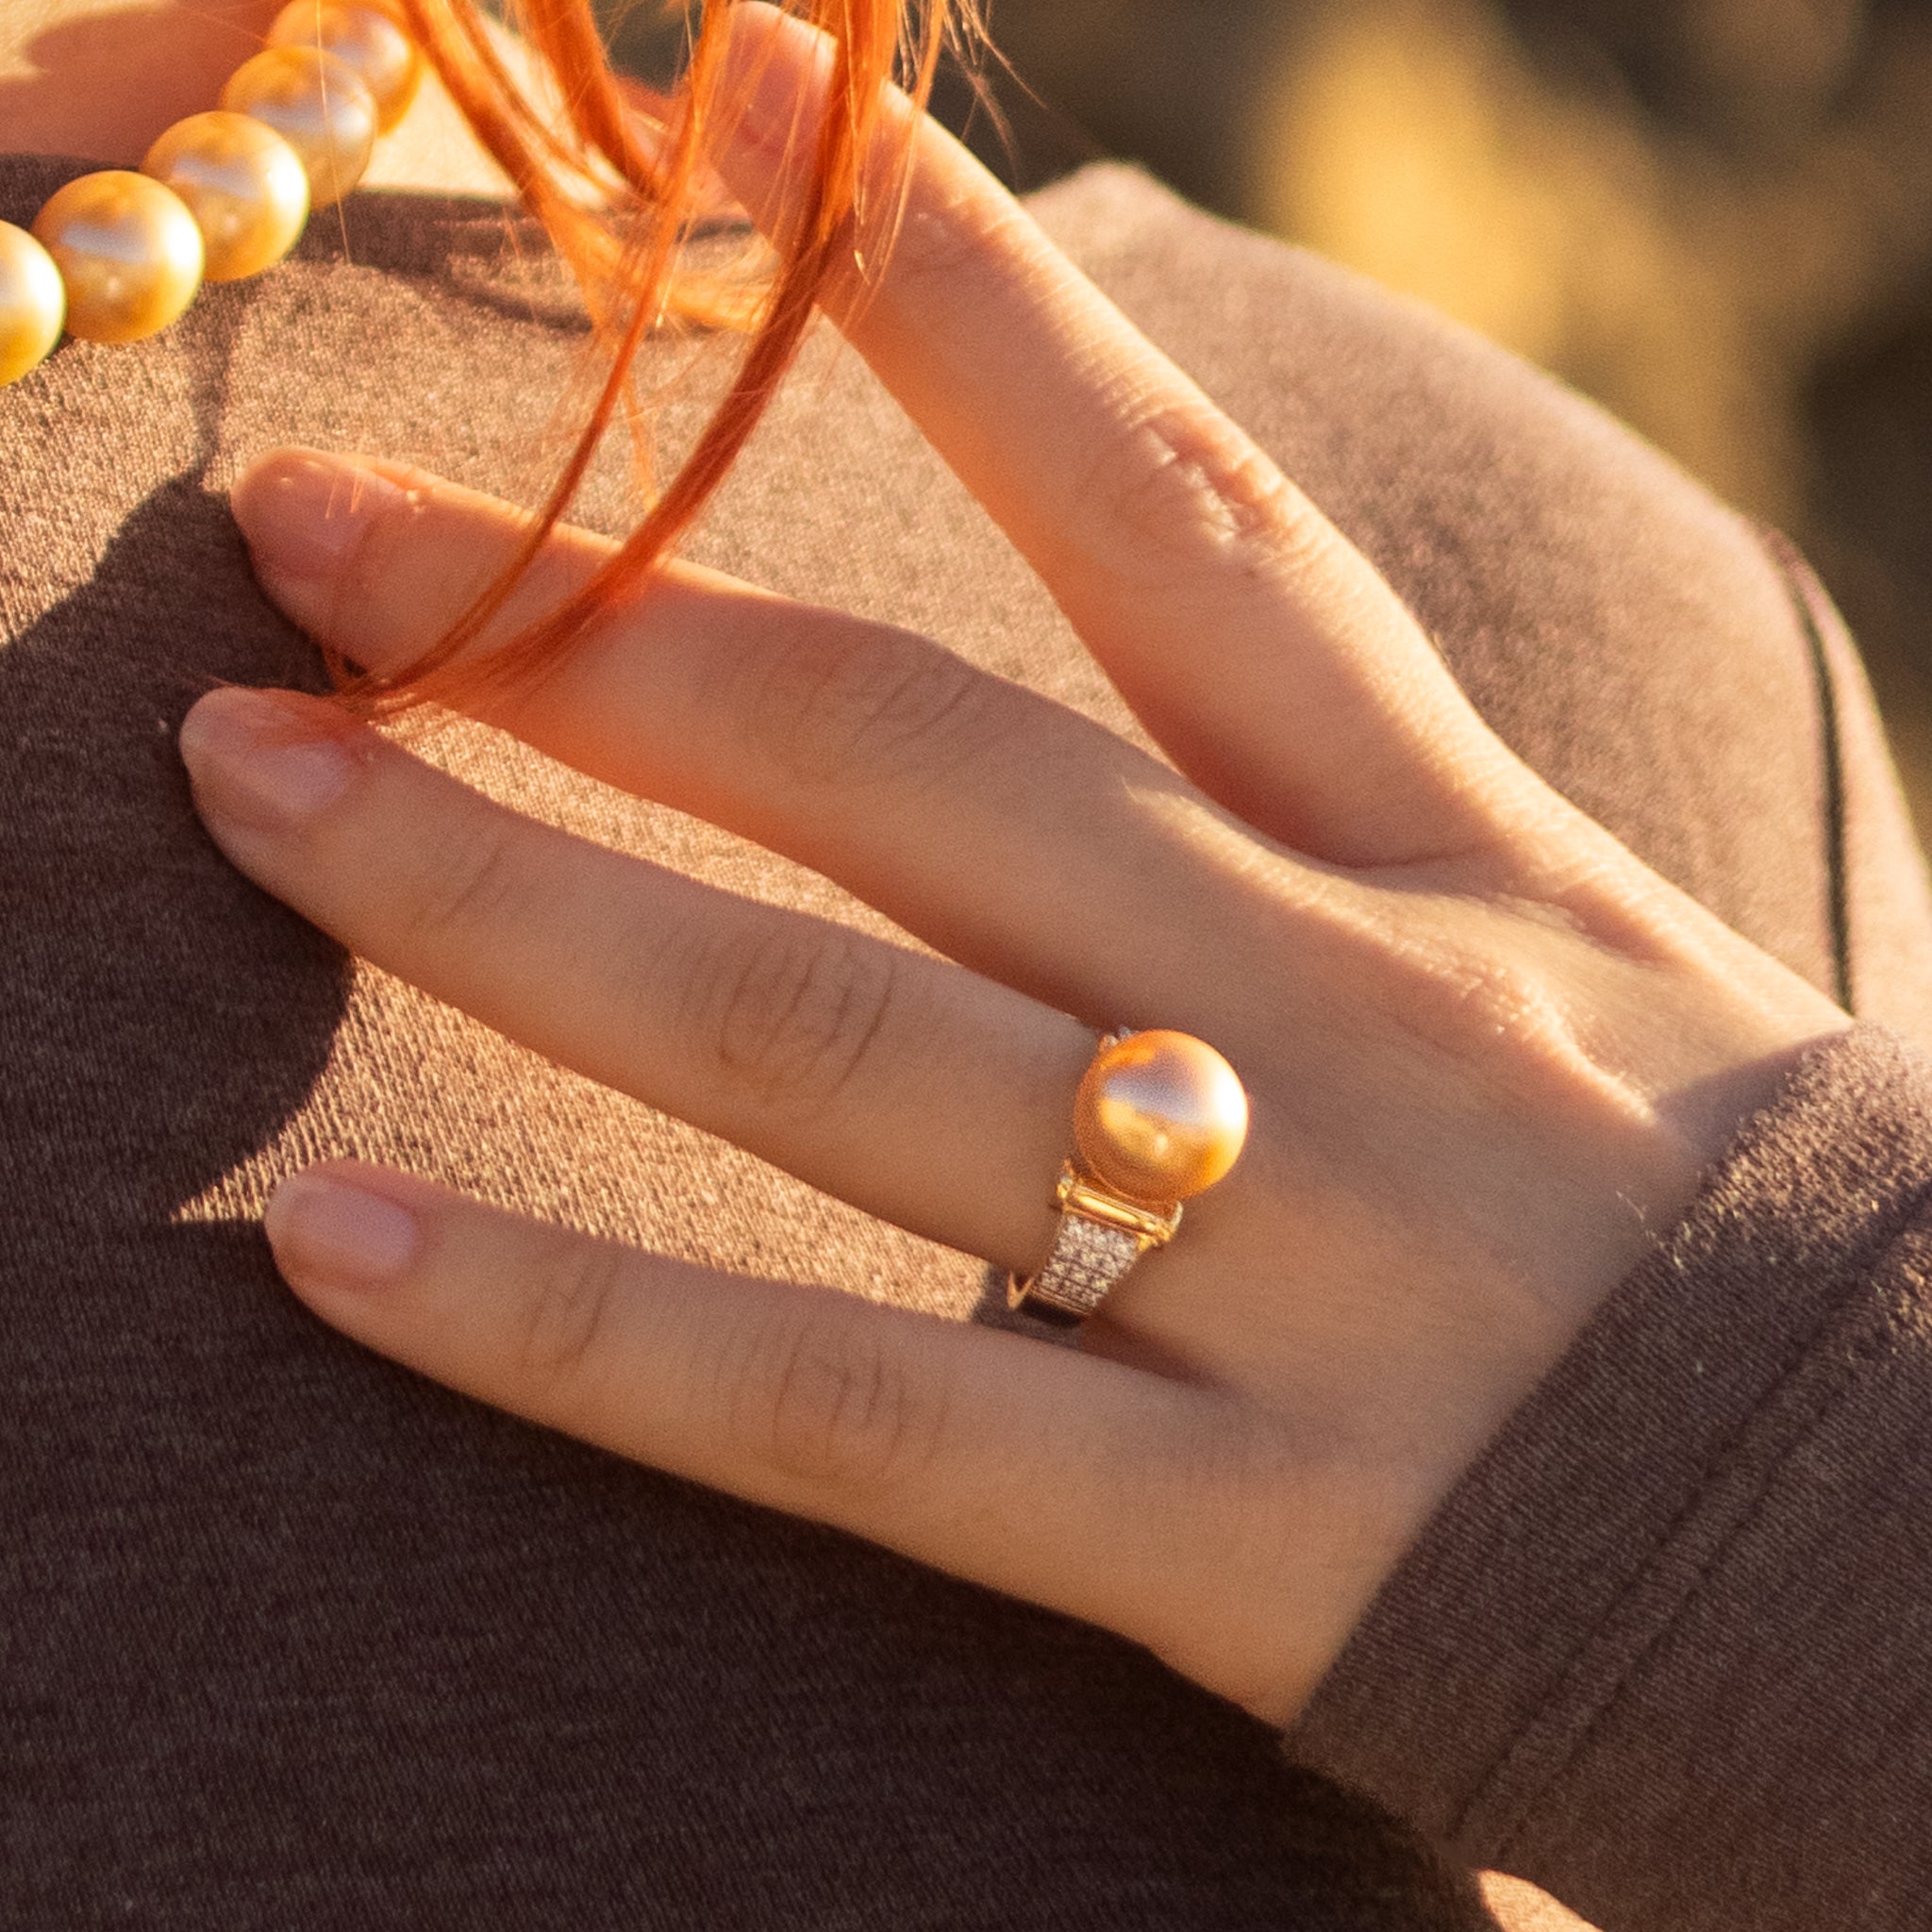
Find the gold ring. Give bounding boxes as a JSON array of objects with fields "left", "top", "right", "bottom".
[{"left": 1008, "top": 1028, "right": 1249, "bottom": 1325}]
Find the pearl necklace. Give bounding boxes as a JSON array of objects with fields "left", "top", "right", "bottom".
[{"left": 0, "top": 2, "right": 422, "bottom": 388}]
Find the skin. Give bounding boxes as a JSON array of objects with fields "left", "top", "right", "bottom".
[{"left": 27, "top": 2, "right": 1843, "bottom": 1725}]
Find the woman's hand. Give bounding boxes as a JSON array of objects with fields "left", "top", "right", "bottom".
[{"left": 177, "top": 4, "right": 1846, "bottom": 1726}]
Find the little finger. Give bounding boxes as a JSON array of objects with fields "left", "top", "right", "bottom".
[{"left": 265, "top": 1160, "right": 1331, "bottom": 1717}]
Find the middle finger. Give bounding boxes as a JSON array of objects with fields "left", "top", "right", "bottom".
[
  {"left": 180, "top": 682, "right": 1108, "bottom": 1274},
  {"left": 233, "top": 450, "right": 1290, "bottom": 1029}
]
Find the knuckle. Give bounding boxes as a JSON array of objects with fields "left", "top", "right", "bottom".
[
  {"left": 696, "top": 920, "right": 899, "bottom": 1113},
  {"left": 1092, "top": 398, "right": 1314, "bottom": 583},
  {"left": 734, "top": 619, "right": 996, "bottom": 798},
  {"left": 734, "top": 1297, "right": 941, "bottom": 1492},
  {"left": 1364, "top": 904, "right": 1583, "bottom": 1080},
  {"left": 400, "top": 811, "right": 528, "bottom": 952},
  {"left": 887, "top": 180, "right": 1034, "bottom": 298},
  {"left": 1303, "top": 887, "right": 1610, "bottom": 1111},
  {"left": 1413, "top": 939, "right": 1540, "bottom": 1034},
  {"left": 513, "top": 1237, "right": 629, "bottom": 1401},
  {"left": 1422, "top": 946, "right": 1568, "bottom": 1063}
]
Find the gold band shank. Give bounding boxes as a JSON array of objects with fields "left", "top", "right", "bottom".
[
  {"left": 1008, "top": 1163, "right": 1183, "bottom": 1324},
  {"left": 1053, "top": 1163, "right": 1183, "bottom": 1246}
]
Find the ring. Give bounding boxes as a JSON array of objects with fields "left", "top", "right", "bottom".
[{"left": 1008, "top": 1028, "right": 1249, "bottom": 1325}]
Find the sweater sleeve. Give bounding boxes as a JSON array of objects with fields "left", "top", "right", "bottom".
[{"left": 1285, "top": 1023, "right": 1932, "bottom": 1932}]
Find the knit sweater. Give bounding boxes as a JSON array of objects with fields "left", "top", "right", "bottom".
[{"left": 4, "top": 151, "right": 1928, "bottom": 1930}]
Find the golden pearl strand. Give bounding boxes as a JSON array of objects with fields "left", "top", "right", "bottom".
[{"left": 0, "top": 2, "right": 422, "bottom": 386}]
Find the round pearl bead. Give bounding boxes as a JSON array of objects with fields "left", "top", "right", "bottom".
[
  {"left": 32, "top": 172, "right": 205, "bottom": 347},
  {"left": 1073, "top": 1030, "right": 1250, "bottom": 1205},
  {"left": 221, "top": 46, "right": 379, "bottom": 208},
  {"left": 142, "top": 112, "right": 311, "bottom": 284},
  {"left": 0, "top": 222, "right": 66, "bottom": 386},
  {"left": 267, "top": 1, "right": 424, "bottom": 135}
]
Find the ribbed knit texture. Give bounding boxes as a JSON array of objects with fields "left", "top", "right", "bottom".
[{"left": 1293, "top": 1025, "right": 1932, "bottom": 1932}]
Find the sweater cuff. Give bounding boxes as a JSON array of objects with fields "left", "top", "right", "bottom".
[{"left": 1285, "top": 1024, "right": 1932, "bottom": 1932}]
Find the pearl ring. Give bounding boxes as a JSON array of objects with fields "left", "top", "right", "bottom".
[{"left": 1008, "top": 1029, "right": 1250, "bottom": 1325}]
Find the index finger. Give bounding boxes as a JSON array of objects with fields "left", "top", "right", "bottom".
[{"left": 709, "top": 4, "right": 1530, "bottom": 868}]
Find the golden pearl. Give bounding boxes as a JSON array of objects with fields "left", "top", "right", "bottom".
[
  {"left": 221, "top": 46, "right": 379, "bottom": 208},
  {"left": 142, "top": 112, "right": 311, "bottom": 284},
  {"left": 0, "top": 221, "right": 66, "bottom": 386},
  {"left": 1073, "top": 1030, "right": 1250, "bottom": 1205},
  {"left": 267, "top": 1, "right": 423, "bottom": 134},
  {"left": 32, "top": 172, "right": 205, "bottom": 347}
]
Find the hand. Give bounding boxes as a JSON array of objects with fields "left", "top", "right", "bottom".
[{"left": 177, "top": 4, "right": 1846, "bottom": 1726}]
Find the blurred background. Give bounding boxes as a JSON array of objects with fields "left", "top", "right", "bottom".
[{"left": 604, "top": 0, "right": 1932, "bottom": 835}]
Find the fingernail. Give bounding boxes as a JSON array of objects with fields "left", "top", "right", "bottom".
[
  {"left": 231, "top": 450, "right": 405, "bottom": 584},
  {"left": 179, "top": 687, "right": 357, "bottom": 832},
  {"left": 266, "top": 1173, "right": 420, "bottom": 1291}
]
